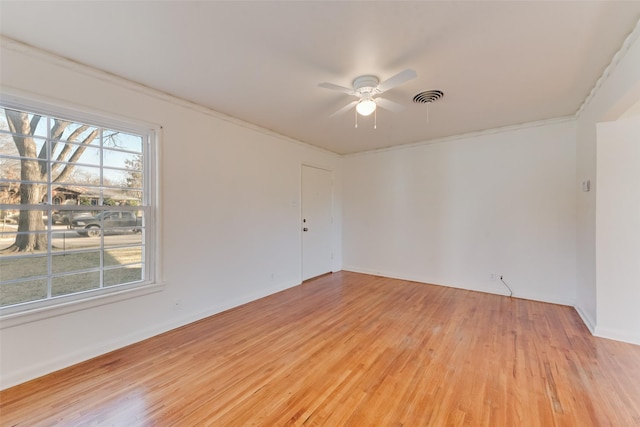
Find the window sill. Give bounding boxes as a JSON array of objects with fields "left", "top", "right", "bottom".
[{"left": 0, "top": 282, "right": 165, "bottom": 329}]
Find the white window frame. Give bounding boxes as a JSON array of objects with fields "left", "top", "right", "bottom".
[{"left": 0, "top": 93, "right": 163, "bottom": 328}]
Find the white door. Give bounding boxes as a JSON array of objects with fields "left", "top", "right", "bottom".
[{"left": 302, "top": 165, "right": 333, "bottom": 281}]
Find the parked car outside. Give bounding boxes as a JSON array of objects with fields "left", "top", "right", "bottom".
[
  {"left": 52, "top": 211, "right": 93, "bottom": 225},
  {"left": 70, "top": 211, "right": 142, "bottom": 237}
]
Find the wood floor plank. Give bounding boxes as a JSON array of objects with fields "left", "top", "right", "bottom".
[{"left": 2, "top": 271, "right": 640, "bottom": 426}]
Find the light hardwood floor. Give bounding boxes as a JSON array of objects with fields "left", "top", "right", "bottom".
[{"left": 1, "top": 271, "right": 640, "bottom": 426}]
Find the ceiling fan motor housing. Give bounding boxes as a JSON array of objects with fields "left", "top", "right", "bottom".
[{"left": 353, "top": 75, "right": 380, "bottom": 95}]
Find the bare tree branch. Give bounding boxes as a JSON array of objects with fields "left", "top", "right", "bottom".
[
  {"left": 47, "top": 120, "right": 69, "bottom": 156},
  {"left": 39, "top": 119, "right": 70, "bottom": 176},
  {"left": 29, "top": 115, "right": 41, "bottom": 135},
  {"left": 5, "top": 111, "right": 22, "bottom": 137},
  {"left": 52, "top": 125, "right": 90, "bottom": 163},
  {"left": 53, "top": 129, "right": 99, "bottom": 184},
  {"left": 51, "top": 124, "right": 92, "bottom": 177},
  {"left": 103, "top": 131, "right": 121, "bottom": 148}
]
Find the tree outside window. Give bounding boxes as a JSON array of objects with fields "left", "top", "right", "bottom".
[{"left": 0, "top": 103, "right": 154, "bottom": 310}]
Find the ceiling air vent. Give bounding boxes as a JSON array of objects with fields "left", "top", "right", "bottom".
[{"left": 413, "top": 90, "right": 444, "bottom": 104}]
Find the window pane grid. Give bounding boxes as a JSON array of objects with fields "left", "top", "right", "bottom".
[
  {"left": 103, "top": 262, "right": 142, "bottom": 271},
  {"left": 0, "top": 102, "right": 152, "bottom": 311},
  {"left": 51, "top": 266, "right": 102, "bottom": 278},
  {"left": 0, "top": 178, "right": 48, "bottom": 186},
  {"left": 0, "top": 110, "right": 47, "bottom": 138},
  {"left": 0, "top": 153, "right": 47, "bottom": 163},
  {"left": 102, "top": 145, "right": 143, "bottom": 156},
  {"left": 0, "top": 275, "right": 50, "bottom": 286},
  {"left": 46, "top": 116, "right": 53, "bottom": 299},
  {"left": 102, "top": 164, "right": 141, "bottom": 174},
  {"left": 50, "top": 159, "right": 104, "bottom": 170},
  {"left": 0, "top": 256, "right": 142, "bottom": 282}
]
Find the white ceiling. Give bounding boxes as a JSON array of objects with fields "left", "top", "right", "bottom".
[{"left": 1, "top": 1, "right": 640, "bottom": 155}]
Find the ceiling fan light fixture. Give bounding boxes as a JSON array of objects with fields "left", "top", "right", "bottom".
[
  {"left": 356, "top": 99, "right": 376, "bottom": 116},
  {"left": 319, "top": 69, "right": 416, "bottom": 118}
]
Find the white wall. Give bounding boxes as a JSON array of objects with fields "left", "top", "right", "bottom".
[
  {"left": 343, "top": 120, "right": 577, "bottom": 305},
  {"left": 0, "top": 39, "right": 342, "bottom": 389},
  {"left": 2, "top": 21, "right": 639, "bottom": 390},
  {"left": 596, "top": 115, "right": 640, "bottom": 344},
  {"left": 575, "top": 24, "right": 640, "bottom": 333}
]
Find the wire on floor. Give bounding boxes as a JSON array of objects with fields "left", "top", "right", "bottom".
[{"left": 500, "top": 275, "right": 513, "bottom": 297}]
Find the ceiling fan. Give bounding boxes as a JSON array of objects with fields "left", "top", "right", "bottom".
[{"left": 319, "top": 69, "right": 417, "bottom": 117}]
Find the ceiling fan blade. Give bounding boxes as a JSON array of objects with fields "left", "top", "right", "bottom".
[
  {"left": 376, "top": 69, "right": 417, "bottom": 93},
  {"left": 319, "top": 82, "right": 356, "bottom": 95},
  {"left": 329, "top": 100, "right": 359, "bottom": 117},
  {"left": 375, "top": 97, "right": 405, "bottom": 113}
]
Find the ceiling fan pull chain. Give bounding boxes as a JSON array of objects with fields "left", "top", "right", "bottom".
[{"left": 374, "top": 108, "right": 377, "bottom": 130}]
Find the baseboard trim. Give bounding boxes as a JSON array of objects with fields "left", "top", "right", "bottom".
[
  {"left": 574, "top": 304, "right": 597, "bottom": 334},
  {"left": 594, "top": 327, "right": 640, "bottom": 346},
  {"left": 342, "top": 266, "right": 575, "bottom": 307},
  {"left": 0, "top": 279, "right": 301, "bottom": 390}
]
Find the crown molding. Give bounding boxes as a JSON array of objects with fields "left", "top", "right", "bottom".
[
  {"left": 574, "top": 18, "right": 640, "bottom": 118},
  {"left": 343, "top": 116, "right": 575, "bottom": 158},
  {"left": 0, "top": 36, "right": 339, "bottom": 158},
  {"left": 4, "top": 13, "right": 639, "bottom": 160}
]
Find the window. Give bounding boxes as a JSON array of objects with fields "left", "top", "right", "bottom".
[{"left": 0, "top": 99, "right": 156, "bottom": 316}]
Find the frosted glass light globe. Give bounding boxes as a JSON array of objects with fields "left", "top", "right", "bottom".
[{"left": 356, "top": 99, "right": 376, "bottom": 116}]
